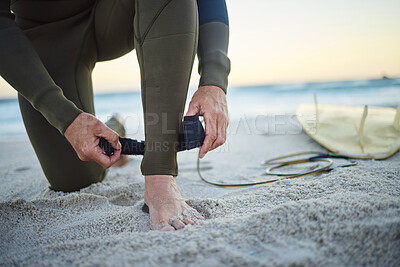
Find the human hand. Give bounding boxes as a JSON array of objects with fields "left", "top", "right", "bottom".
[
  {"left": 64, "top": 113, "right": 121, "bottom": 168},
  {"left": 186, "top": 85, "right": 229, "bottom": 158}
]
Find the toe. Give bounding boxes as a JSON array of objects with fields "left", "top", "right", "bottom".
[
  {"left": 183, "top": 208, "right": 205, "bottom": 221},
  {"left": 152, "top": 219, "right": 175, "bottom": 231},
  {"left": 192, "top": 210, "right": 205, "bottom": 220},
  {"left": 183, "top": 218, "right": 195, "bottom": 225},
  {"left": 196, "top": 213, "right": 205, "bottom": 220},
  {"left": 171, "top": 219, "right": 185, "bottom": 230},
  {"left": 155, "top": 222, "right": 175, "bottom": 231}
]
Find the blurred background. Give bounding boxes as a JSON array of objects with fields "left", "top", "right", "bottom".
[{"left": 0, "top": 0, "right": 399, "bottom": 139}]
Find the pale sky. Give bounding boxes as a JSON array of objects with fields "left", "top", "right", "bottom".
[{"left": 0, "top": 0, "right": 399, "bottom": 97}]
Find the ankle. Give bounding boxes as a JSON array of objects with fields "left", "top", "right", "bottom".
[
  {"left": 144, "top": 175, "right": 180, "bottom": 200},
  {"left": 145, "top": 175, "right": 175, "bottom": 185}
]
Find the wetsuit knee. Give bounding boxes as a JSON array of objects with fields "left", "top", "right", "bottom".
[{"left": 48, "top": 165, "right": 108, "bottom": 193}]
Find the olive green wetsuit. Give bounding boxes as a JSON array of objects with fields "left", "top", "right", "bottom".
[{"left": 0, "top": 0, "right": 230, "bottom": 192}]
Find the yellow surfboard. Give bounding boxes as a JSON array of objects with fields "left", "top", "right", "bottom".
[{"left": 296, "top": 103, "right": 400, "bottom": 159}]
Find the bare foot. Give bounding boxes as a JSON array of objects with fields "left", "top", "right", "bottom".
[
  {"left": 144, "top": 175, "right": 205, "bottom": 231},
  {"left": 109, "top": 114, "right": 130, "bottom": 168}
]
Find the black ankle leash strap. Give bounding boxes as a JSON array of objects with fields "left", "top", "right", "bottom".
[{"left": 99, "top": 114, "right": 206, "bottom": 156}]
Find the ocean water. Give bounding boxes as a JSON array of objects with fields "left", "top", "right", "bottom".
[{"left": 0, "top": 78, "right": 399, "bottom": 140}]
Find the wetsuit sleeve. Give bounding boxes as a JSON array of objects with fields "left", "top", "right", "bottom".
[
  {"left": 197, "top": 0, "right": 230, "bottom": 94},
  {"left": 0, "top": 0, "right": 82, "bottom": 134}
]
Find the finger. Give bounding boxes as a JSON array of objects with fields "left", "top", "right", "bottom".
[
  {"left": 108, "top": 149, "right": 121, "bottom": 166},
  {"left": 199, "top": 114, "right": 217, "bottom": 158},
  {"left": 185, "top": 101, "right": 199, "bottom": 116},
  {"left": 210, "top": 113, "right": 227, "bottom": 151},
  {"left": 200, "top": 116, "right": 217, "bottom": 157},
  {"left": 100, "top": 127, "right": 121, "bottom": 150},
  {"left": 90, "top": 146, "right": 115, "bottom": 168},
  {"left": 92, "top": 134, "right": 121, "bottom": 167}
]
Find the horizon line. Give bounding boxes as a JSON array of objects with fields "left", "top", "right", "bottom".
[{"left": 0, "top": 74, "right": 399, "bottom": 100}]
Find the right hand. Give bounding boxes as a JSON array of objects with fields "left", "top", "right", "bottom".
[
  {"left": 64, "top": 113, "right": 121, "bottom": 168},
  {"left": 185, "top": 85, "right": 229, "bottom": 158}
]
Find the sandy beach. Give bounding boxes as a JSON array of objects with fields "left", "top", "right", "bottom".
[{"left": 1, "top": 116, "right": 399, "bottom": 266}]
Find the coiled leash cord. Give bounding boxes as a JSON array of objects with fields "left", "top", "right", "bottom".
[
  {"left": 99, "top": 115, "right": 357, "bottom": 187},
  {"left": 197, "top": 151, "right": 357, "bottom": 187}
]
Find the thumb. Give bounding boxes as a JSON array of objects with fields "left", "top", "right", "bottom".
[{"left": 185, "top": 101, "right": 199, "bottom": 116}]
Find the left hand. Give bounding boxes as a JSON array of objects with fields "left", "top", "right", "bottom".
[{"left": 185, "top": 85, "right": 229, "bottom": 158}]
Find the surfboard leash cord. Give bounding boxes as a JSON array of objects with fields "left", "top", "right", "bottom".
[{"left": 197, "top": 151, "right": 358, "bottom": 187}]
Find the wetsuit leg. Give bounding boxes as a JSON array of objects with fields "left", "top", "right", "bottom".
[
  {"left": 96, "top": 0, "right": 198, "bottom": 175},
  {"left": 134, "top": 0, "right": 198, "bottom": 175},
  {"left": 17, "top": 1, "right": 134, "bottom": 192}
]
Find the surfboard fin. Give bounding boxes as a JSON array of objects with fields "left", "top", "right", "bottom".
[
  {"left": 393, "top": 104, "right": 400, "bottom": 131},
  {"left": 314, "top": 93, "right": 319, "bottom": 133},
  {"left": 357, "top": 105, "right": 368, "bottom": 153}
]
